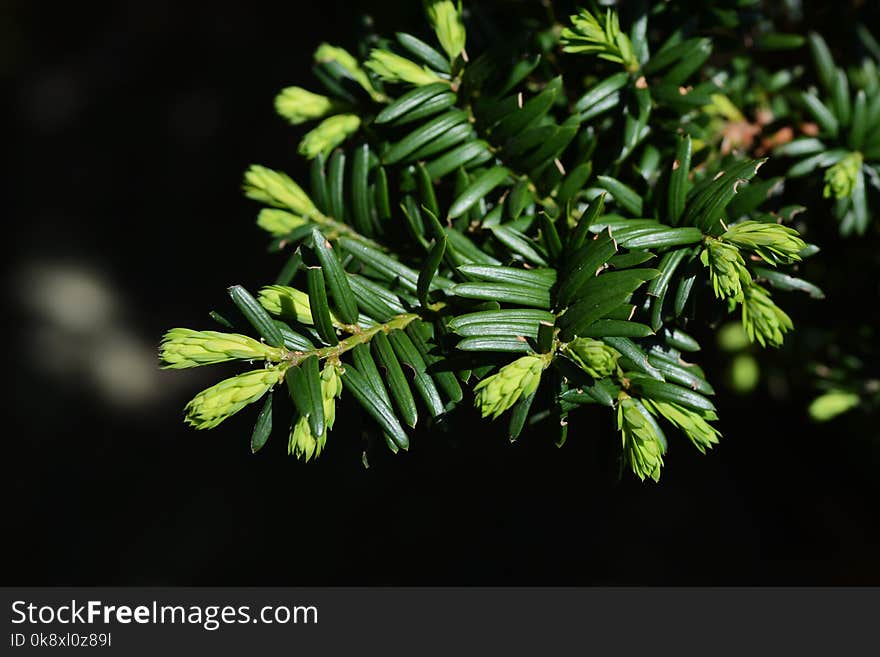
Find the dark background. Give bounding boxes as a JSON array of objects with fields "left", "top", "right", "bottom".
[{"left": 6, "top": 1, "right": 880, "bottom": 585}]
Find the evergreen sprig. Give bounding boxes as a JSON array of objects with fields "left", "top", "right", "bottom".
[
  {"left": 774, "top": 31, "right": 880, "bottom": 235},
  {"left": 159, "top": 2, "right": 831, "bottom": 483}
]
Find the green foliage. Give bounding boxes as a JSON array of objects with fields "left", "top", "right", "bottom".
[
  {"left": 561, "top": 8, "right": 638, "bottom": 72},
  {"left": 617, "top": 396, "right": 666, "bottom": 483},
  {"left": 474, "top": 354, "right": 549, "bottom": 419},
  {"left": 642, "top": 399, "right": 721, "bottom": 455},
  {"left": 721, "top": 221, "right": 806, "bottom": 265},
  {"left": 275, "top": 86, "right": 334, "bottom": 125},
  {"left": 741, "top": 284, "right": 793, "bottom": 348},
  {"left": 159, "top": 329, "right": 282, "bottom": 369},
  {"left": 701, "top": 240, "right": 751, "bottom": 302},
  {"left": 298, "top": 114, "right": 362, "bottom": 159},
  {"left": 775, "top": 32, "right": 880, "bottom": 235},
  {"left": 289, "top": 363, "right": 342, "bottom": 460},
  {"left": 158, "top": 1, "right": 860, "bottom": 484},
  {"left": 243, "top": 165, "right": 318, "bottom": 217},
  {"left": 184, "top": 369, "right": 286, "bottom": 430},
  {"left": 823, "top": 152, "right": 863, "bottom": 200},
  {"left": 257, "top": 209, "right": 308, "bottom": 237},
  {"left": 562, "top": 338, "right": 620, "bottom": 379},
  {"left": 365, "top": 50, "right": 445, "bottom": 86},
  {"left": 424, "top": 0, "right": 466, "bottom": 61}
]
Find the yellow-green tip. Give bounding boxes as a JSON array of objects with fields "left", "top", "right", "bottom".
[
  {"left": 160, "top": 329, "right": 282, "bottom": 369},
  {"left": 473, "top": 354, "right": 547, "bottom": 419},
  {"left": 185, "top": 368, "right": 286, "bottom": 430}
]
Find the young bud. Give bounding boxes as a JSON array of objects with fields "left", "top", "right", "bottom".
[
  {"left": 321, "top": 363, "right": 344, "bottom": 431},
  {"left": 160, "top": 329, "right": 283, "bottom": 369},
  {"left": 185, "top": 368, "right": 285, "bottom": 430},
  {"left": 298, "top": 114, "right": 361, "bottom": 160},
  {"left": 274, "top": 86, "right": 333, "bottom": 125},
  {"left": 474, "top": 354, "right": 548, "bottom": 419},
  {"left": 617, "top": 396, "right": 665, "bottom": 482},
  {"left": 823, "top": 152, "right": 863, "bottom": 200},
  {"left": 642, "top": 398, "right": 721, "bottom": 454},
  {"left": 560, "top": 8, "right": 638, "bottom": 72},
  {"left": 243, "top": 165, "right": 318, "bottom": 218},
  {"left": 257, "top": 285, "right": 315, "bottom": 325},
  {"left": 808, "top": 390, "right": 860, "bottom": 422},
  {"left": 289, "top": 364, "right": 343, "bottom": 461},
  {"left": 423, "top": 0, "right": 466, "bottom": 60},
  {"left": 290, "top": 416, "right": 319, "bottom": 461},
  {"left": 365, "top": 49, "right": 445, "bottom": 86},
  {"left": 700, "top": 239, "right": 752, "bottom": 302},
  {"left": 741, "top": 284, "right": 793, "bottom": 348},
  {"left": 721, "top": 220, "right": 807, "bottom": 265},
  {"left": 564, "top": 337, "right": 620, "bottom": 378},
  {"left": 314, "top": 43, "right": 382, "bottom": 100},
  {"left": 257, "top": 209, "right": 307, "bottom": 237}
]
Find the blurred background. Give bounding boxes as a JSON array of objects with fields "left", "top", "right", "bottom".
[{"left": 6, "top": 0, "right": 880, "bottom": 585}]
